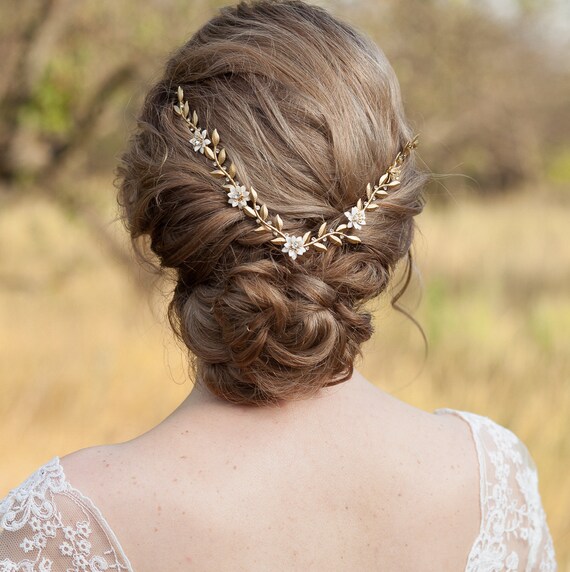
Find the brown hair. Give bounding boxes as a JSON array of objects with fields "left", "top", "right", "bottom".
[{"left": 116, "top": 0, "right": 427, "bottom": 406}]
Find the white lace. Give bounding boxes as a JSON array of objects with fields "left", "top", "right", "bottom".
[
  {"left": 0, "top": 457, "right": 132, "bottom": 572},
  {"left": 435, "top": 409, "right": 557, "bottom": 571},
  {"left": 1, "top": 409, "right": 557, "bottom": 571}
]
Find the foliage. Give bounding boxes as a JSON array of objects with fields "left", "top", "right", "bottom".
[{"left": 0, "top": 0, "right": 568, "bottom": 197}]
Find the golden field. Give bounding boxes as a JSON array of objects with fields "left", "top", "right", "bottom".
[{"left": 1, "top": 187, "right": 569, "bottom": 567}]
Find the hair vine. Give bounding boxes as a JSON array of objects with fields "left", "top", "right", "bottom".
[{"left": 173, "top": 86, "right": 418, "bottom": 260}]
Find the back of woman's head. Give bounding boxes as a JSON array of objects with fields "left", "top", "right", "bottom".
[{"left": 116, "top": 0, "right": 427, "bottom": 406}]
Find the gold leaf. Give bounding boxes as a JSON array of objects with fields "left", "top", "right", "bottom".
[
  {"left": 336, "top": 223, "right": 348, "bottom": 232},
  {"left": 366, "top": 183, "right": 372, "bottom": 200},
  {"left": 329, "top": 234, "right": 343, "bottom": 245},
  {"left": 173, "top": 105, "right": 182, "bottom": 116},
  {"left": 275, "top": 214, "right": 283, "bottom": 230},
  {"left": 192, "top": 110, "right": 198, "bottom": 125},
  {"left": 222, "top": 184, "right": 234, "bottom": 190},
  {"left": 345, "top": 235, "right": 362, "bottom": 244},
  {"left": 260, "top": 204, "right": 269, "bottom": 220},
  {"left": 177, "top": 86, "right": 183, "bottom": 102},
  {"left": 211, "top": 129, "right": 220, "bottom": 146},
  {"left": 365, "top": 203, "right": 379, "bottom": 210},
  {"left": 243, "top": 206, "right": 257, "bottom": 218},
  {"left": 356, "top": 198, "right": 363, "bottom": 210},
  {"left": 271, "top": 236, "right": 287, "bottom": 244},
  {"left": 217, "top": 148, "right": 227, "bottom": 164},
  {"left": 378, "top": 173, "right": 389, "bottom": 186},
  {"left": 210, "top": 169, "right": 226, "bottom": 177},
  {"left": 253, "top": 225, "right": 268, "bottom": 232},
  {"left": 302, "top": 231, "right": 311, "bottom": 244},
  {"left": 183, "top": 101, "right": 189, "bottom": 118},
  {"left": 250, "top": 187, "right": 258, "bottom": 203},
  {"left": 317, "top": 221, "right": 327, "bottom": 237},
  {"left": 204, "top": 146, "right": 215, "bottom": 160},
  {"left": 386, "top": 180, "right": 401, "bottom": 187},
  {"left": 377, "top": 190, "right": 388, "bottom": 196},
  {"left": 312, "top": 242, "right": 327, "bottom": 252},
  {"left": 228, "top": 163, "right": 236, "bottom": 178}
]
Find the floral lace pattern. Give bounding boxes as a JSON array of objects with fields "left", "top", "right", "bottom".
[
  {"left": 435, "top": 409, "right": 557, "bottom": 571},
  {"left": 0, "top": 458, "right": 131, "bottom": 572},
  {"left": 1, "top": 410, "right": 557, "bottom": 571}
]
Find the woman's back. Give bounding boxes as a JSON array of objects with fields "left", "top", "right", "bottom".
[
  {"left": 62, "top": 373, "right": 480, "bottom": 570},
  {"left": 1, "top": 372, "right": 556, "bottom": 570}
]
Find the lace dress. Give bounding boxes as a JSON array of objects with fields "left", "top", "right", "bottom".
[{"left": 0, "top": 409, "right": 557, "bottom": 571}]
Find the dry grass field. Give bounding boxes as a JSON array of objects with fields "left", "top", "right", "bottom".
[{"left": 1, "top": 187, "right": 569, "bottom": 567}]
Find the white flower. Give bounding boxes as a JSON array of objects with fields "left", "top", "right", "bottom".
[
  {"left": 344, "top": 206, "right": 366, "bottom": 230},
  {"left": 495, "top": 461, "right": 510, "bottom": 481},
  {"left": 89, "top": 556, "right": 110, "bottom": 571},
  {"left": 63, "top": 525, "right": 76, "bottom": 541},
  {"left": 506, "top": 551, "right": 519, "bottom": 571},
  {"left": 59, "top": 541, "right": 74, "bottom": 556},
  {"left": 189, "top": 128, "right": 211, "bottom": 154},
  {"left": 33, "top": 532, "right": 47, "bottom": 549},
  {"left": 227, "top": 184, "right": 250, "bottom": 209},
  {"left": 76, "top": 521, "right": 91, "bottom": 537},
  {"left": 77, "top": 538, "right": 91, "bottom": 554},
  {"left": 73, "top": 552, "right": 89, "bottom": 569},
  {"left": 43, "top": 521, "right": 57, "bottom": 537},
  {"left": 30, "top": 516, "right": 42, "bottom": 532},
  {"left": 492, "top": 515, "right": 506, "bottom": 537},
  {"left": 282, "top": 235, "right": 307, "bottom": 260},
  {"left": 39, "top": 557, "right": 53, "bottom": 572},
  {"left": 510, "top": 448, "right": 523, "bottom": 465},
  {"left": 19, "top": 537, "right": 35, "bottom": 553}
]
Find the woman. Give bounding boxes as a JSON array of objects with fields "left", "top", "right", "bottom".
[{"left": 0, "top": 0, "right": 556, "bottom": 570}]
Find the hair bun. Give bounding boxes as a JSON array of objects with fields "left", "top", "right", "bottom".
[
  {"left": 116, "top": 0, "right": 427, "bottom": 405},
  {"left": 170, "top": 259, "right": 373, "bottom": 404}
]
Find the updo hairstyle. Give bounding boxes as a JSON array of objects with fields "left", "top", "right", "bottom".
[{"left": 116, "top": 0, "right": 427, "bottom": 405}]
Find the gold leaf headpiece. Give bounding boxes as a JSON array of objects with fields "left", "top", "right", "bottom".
[{"left": 173, "top": 86, "right": 418, "bottom": 260}]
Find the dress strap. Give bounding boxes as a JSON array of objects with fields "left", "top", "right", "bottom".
[
  {"left": 0, "top": 456, "right": 133, "bottom": 572},
  {"left": 434, "top": 408, "right": 557, "bottom": 571}
]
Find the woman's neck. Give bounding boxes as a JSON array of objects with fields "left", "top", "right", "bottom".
[{"left": 177, "top": 367, "right": 373, "bottom": 417}]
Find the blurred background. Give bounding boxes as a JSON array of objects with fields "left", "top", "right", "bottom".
[{"left": 1, "top": 0, "right": 569, "bottom": 566}]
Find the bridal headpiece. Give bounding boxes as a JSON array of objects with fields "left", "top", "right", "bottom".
[{"left": 173, "top": 86, "right": 419, "bottom": 260}]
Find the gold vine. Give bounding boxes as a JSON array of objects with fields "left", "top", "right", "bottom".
[{"left": 174, "top": 86, "right": 418, "bottom": 260}]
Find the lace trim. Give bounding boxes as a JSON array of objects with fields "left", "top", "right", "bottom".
[
  {"left": 0, "top": 457, "right": 133, "bottom": 572},
  {"left": 435, "top": 408, "right": 557, "bottom": 572},
  {"left": 56, "top": 461, "right": 133, "bottom": 571},
  {"left": 0, "top": 458, "right": 67, "bottom": 533}
]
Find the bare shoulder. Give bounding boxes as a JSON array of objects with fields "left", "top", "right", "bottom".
[
  {"left": 399, "top": 402, "right": 482, "bottom": 561},
  {"left": 59, "top": 443, "right": 138, "bottom": 518},
  {"left": 339, "top": 380, "right": 480, "bottom": 502},
  {"left": 60, "top": 444, "right": 124, "bottom": 487},
  {"left": 365, "top": 389, "right": 481, "bottom": 481}
]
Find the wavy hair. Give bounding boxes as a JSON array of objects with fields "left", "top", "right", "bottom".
[{"left": 116, "top": 0, "right": 428, "bottom": 405}]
